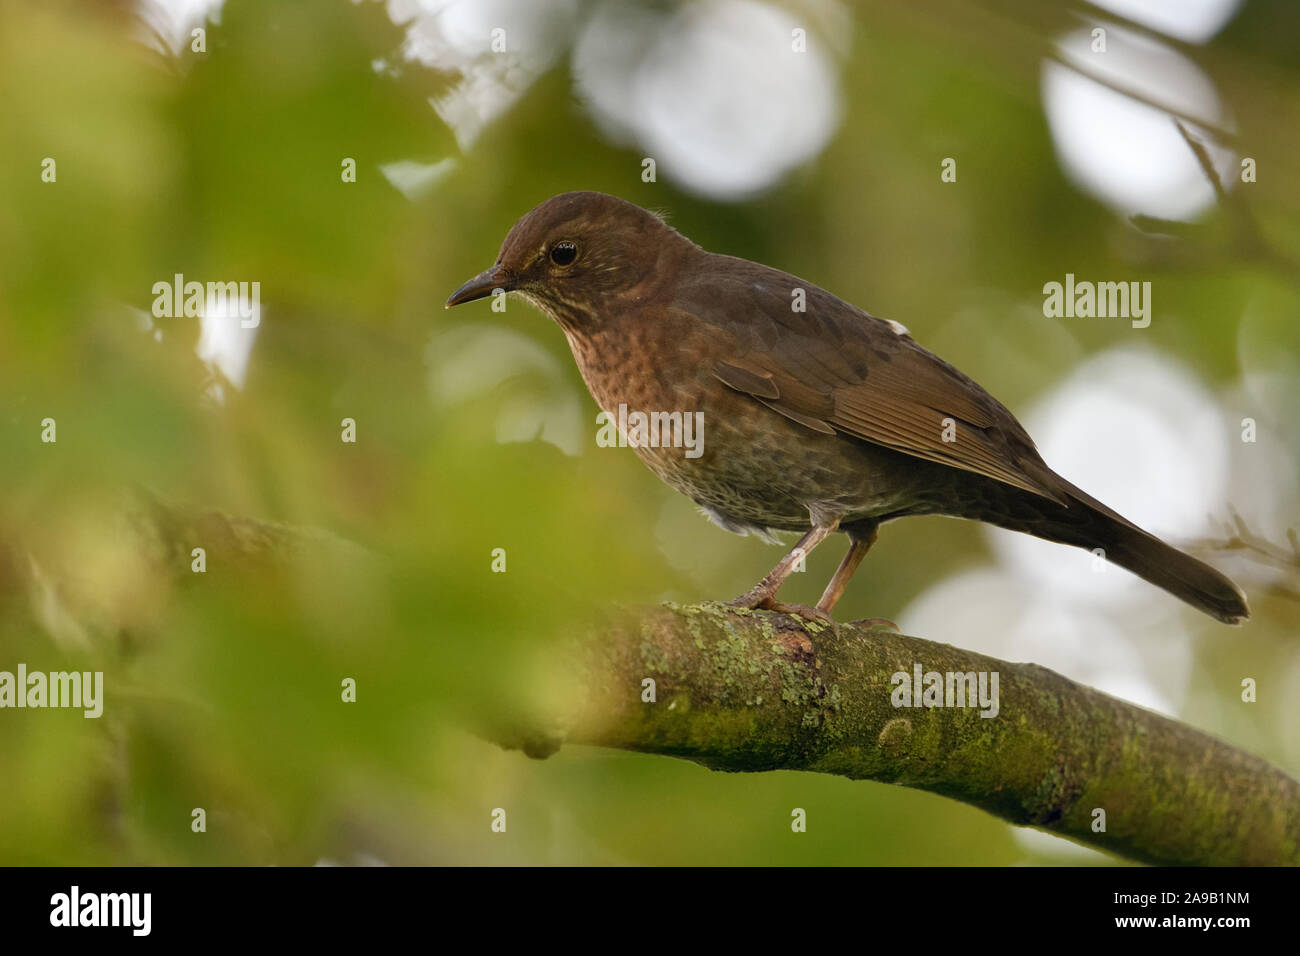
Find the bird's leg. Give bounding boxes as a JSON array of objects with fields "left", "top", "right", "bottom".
[
  {"left": 816, "top": 541, "right": 870, "bottom": 613},
  {"left": 816, "top": 526, "right": 877, "bottom": 614},
  {"left": 816, "top": 524, "right": 899, "bottom": 631},
  {"left": 728, "top": 522, "right": 838, "bottom": 624}
]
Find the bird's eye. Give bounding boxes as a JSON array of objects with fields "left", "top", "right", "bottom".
[{"left": 550, "top": 240, "right": 579, "bottom": 266}]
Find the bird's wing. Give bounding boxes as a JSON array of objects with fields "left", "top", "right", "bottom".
[{"left": 682, "top": 256, "right": 1067, "bottom": 503}]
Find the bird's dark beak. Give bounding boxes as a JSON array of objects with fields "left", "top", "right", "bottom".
[{"left": 445, "top": 266, "right": 512, "bottom": 308}]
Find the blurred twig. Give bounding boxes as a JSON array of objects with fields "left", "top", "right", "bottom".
[
  {"left": 1129, "top": 120, "right": 1300, "bottom": 287},
  {"left": 1185, "top": 509, "right": 1300, "bottom": 605},
  {"left": 1044, "top": 49, "right": 1240, "bottom": 145}
]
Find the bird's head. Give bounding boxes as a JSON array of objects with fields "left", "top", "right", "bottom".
[{"left": 445, "top": 191, "right": 687, "bottom": 328}]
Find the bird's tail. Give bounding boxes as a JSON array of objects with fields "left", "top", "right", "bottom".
[
  {"left": 996, "top": 474, "right": 1250, "bottom": 625},
  {"left": 1098, "top": 523, "right": 1249, "bottom": 625}
]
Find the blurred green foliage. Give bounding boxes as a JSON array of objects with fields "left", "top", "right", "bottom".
[{"left": 0, "top": 0, "right": 1297, "bottom": 865}]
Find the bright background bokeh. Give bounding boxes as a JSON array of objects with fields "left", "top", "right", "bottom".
[{"left": 1, "top": 0, "right": 1297, "bottom": 865}]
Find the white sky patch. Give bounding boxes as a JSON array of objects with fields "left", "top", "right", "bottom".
[
  {"left": 574, "top": 0, "right": 845, "bottom": 200},
  {"left": 1085, "top": 0, "right": 1243, "bottom": 45},
  {"left": 379, "top": 157, "right": 458, "bottom": 200},
  {"left": 135, "top": 0, "right": 225, "bottom": 57},
  {"left": 989, "top": 347, "right": 1229, "bottom": 613},
  {"left": 1020, "top": 348, "right": 1229, "bottom": 537},
  {"left": 196, "top": 291, "right": 260, "bottom": 392},
  {"left": 896, "top": 345, "right": 1255, "bottom": 723},
  {"left": 390, "top": 0, "right": 580, "bottom": 151},
  {"left": 898, "top": 567, "right": 1184, "bottom": 719},
  {"left": 1042, "top": 26, "right": 1235, "bottom": 221}
]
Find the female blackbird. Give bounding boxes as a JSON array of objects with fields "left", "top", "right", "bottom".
[{"left": 447, "top": 191, "right": 1249, "bottom": 626}]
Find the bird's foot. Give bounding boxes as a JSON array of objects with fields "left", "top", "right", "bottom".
[
  {"left": 725, "top": 588, "right": 767, "bottom": 611},
  {"left": 766, "top": 600, "right": 838, "bottom": 631},
  {"left": 728, "top": 592, "right": 837, "bottom": 632},
  {"left": 851, "top": 616, "right": 900, "bottom": 632}
]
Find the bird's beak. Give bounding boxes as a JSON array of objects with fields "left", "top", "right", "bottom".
[{"left": 445, "top": 266, "right": 512, "bottom": 308}]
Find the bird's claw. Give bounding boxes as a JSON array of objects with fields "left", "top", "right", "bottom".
[
  {"left": 727, "top": 593, "right": 838, "bottom": 633},
  {"left": 851, "top": 616, "right": 900, "bottom": 632}
]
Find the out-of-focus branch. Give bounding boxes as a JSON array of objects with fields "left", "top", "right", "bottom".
[
  {"left": 1185, "top": 509, "right": 1300, "bottom": 605},
  {"left": 1130, "top": 120, "right": 1300, "bottom": 288}
]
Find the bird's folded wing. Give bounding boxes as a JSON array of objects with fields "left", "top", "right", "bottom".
[{"left": 689, "top": 269, "right": 1065, "bottom": 503}]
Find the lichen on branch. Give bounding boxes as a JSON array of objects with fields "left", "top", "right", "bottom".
[{"left": 496, "top": 601, "right": 1300, "bottom": 867}]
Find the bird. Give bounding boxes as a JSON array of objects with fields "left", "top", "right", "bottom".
[{"left": 446, "top": 190, "right": 1249, "bottom": 626}]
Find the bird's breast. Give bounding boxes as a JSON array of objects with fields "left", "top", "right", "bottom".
[{"left": 562, "top": 316, "right": 929, "bottom": 531}]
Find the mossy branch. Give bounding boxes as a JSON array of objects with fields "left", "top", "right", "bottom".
[{"left": 494, "top": 602, "right": 1300, "bottom": 867}]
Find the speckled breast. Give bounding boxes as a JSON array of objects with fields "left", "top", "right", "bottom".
[{"left": 564, "top": 319, "right": 932, "bottom": 534}]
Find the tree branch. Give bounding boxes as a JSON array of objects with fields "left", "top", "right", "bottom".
[{"left": 494, "top": 602, "right": 1300, "bottom": 866}]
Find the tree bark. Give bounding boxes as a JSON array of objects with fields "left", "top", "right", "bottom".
[{"left": 493, "top": 601, "right": 1300, "bottom": 867}]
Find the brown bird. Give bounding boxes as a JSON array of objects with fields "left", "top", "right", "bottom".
[{"left": 446, "top": 191, "right": 1249, "bottom": 626}]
